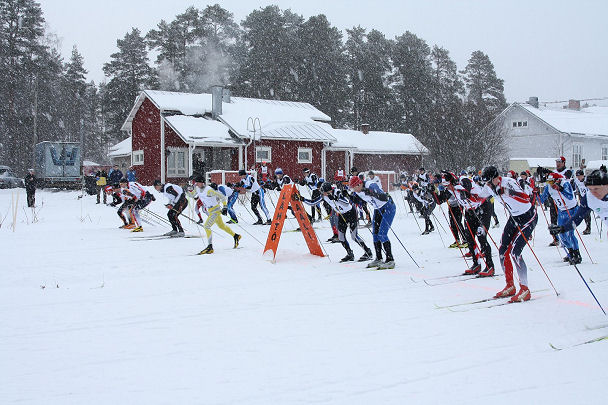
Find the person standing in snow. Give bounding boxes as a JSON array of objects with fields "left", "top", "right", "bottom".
[
  {"left": 153, "top": 179, "right": 187, "bottom": 237},
  {"left": 24, "top": 169, "right": 37, "bottom": 207},
  {"left": 108, "top": 165, "right": 123, "bottom": 185},
  {"left": 480, "top": 166, "right": 538, "bottom": 302},
  {"left": 349, "top": 175, "right": 396, "bottom": 269},
  {"left": 573, "top": 169, "right": 592, "bottom": 235}
]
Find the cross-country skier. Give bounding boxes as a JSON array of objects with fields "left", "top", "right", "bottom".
[
  {"left": 301, "top": 168, "right": 323, "bottom": 222},
  {"left": 118, "top": 178, "right": 155, "bottom": 232},
  {"left": 481, "top": 166, "right": 538, "bottom": 302},
  {"left": 238, "top": 169, "right": 271, "bottom": 225},
  {"left": 153, "top": 179, "right": 187, "bottom": 237},
  {"left": 348, "top": 175, "right": 396, "bottom": 269},
  {"left": 411, "top": 183, "right": 435, "bottom": 235},
  {"left": 218, "top": 183, "right": 239, "bottom": 224},
  {"left": 110, "top": 183, "right": 134, "bottom": 229},
  {"left": 192, "top": 177, "right": 241, "bottom": 254},
  {"left": 573, "top": 169, "right": 592, "bottom": 235},
  {"left": 440, "top": 172, "right": 466, "bottom": 248},
  {"left": 550, "top": 165, "right": 608, "bottom": 239},
  {"left": 539, "top": 172, "right": 581, "bottom": 264},
  {"left": 298, "top": 181, "right": 372, "bottom": 262}
]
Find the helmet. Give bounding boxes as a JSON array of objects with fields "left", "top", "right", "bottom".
[
  {"left": 238, "top": 169, "right": 246, "bottom": 176},
  {"left": 349, "top": 176, "right": 363, "bottom": 188},
  {"left": 575, "top": 169, "right": 584, "bottom": 176},
  {"left": 320, "top": 182, "right": 333, "bottom": 193},
  {"left": 481, "top": 166, "right": 499, "bottom": 182},
  {"left": 119, "top": 178, "right": 128, "bottom": 184},
  {"left": 460, "top": 177, "right": 472, "bottom": 192},
  {"left": 585, "top": 166, "right": 608, "bottom": 186},
  {"left": 275, "top": 168, "right": 283, "bottom": 175}
]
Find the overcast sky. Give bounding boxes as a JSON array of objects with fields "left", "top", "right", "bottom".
[{"left": 40, "top": 0, "right": 608, "bottom": 104}]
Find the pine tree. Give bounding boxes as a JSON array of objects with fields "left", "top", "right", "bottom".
[
  {"left": 103, "top": 28, "right": 156, "bottom": 141},
  {"left": 61, "top": 46, "right": 88, "bottom": 143}
]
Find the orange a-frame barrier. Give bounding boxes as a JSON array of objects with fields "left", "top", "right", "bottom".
[{"left": 263, "top": 184, "right": 324, "bottom": 262}]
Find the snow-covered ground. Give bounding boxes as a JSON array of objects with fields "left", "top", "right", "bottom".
[{"left": 1, "top": 187, "right": 607, "bottom": 404}]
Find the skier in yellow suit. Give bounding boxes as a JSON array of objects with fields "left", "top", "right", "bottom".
[{"left": 193, "top": 176, "right": 241, "bottom": 254}]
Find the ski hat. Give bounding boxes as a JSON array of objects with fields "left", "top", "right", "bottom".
[
  {"left": 481, "top": 166, "right": 499, "bottom": 182},
  {"left": 575, "top": 169, "right": 584, "bottom": 176},
  {"left": 349, "top": 176, "right": 363, "bottom": 188},
  {"left": 556, "top": 156, "right": 566, "bottom": 163},
  {"left": 320, "top": 182, "right": 333, "bottom": 193},
  {"left": 275, "top": 168, "right": 283, "bottom": 175},
  {"left": 507, "top": 170, "right": 517, "bottom": 178},
  {"left": 152, "top": 179, "right": 163, "bottom": 188},
  {"left": 303, "top": 168, "right": 310, "bottom": 173},
  {"left": 238, "top": 169, "right": 247, "bottom": 176},
  {"left": 460, "top": 177, "right": 472, "bottom": 192},
  {"left": 520, "top": 171, "right": 528, "bottom": 177},
  {"left": 119, "top": 178, "right": 128, "bottom": 184},
  {"left": 585, "top": 166, "right": 608, "bottom": 186},
  {"left": 193, "top": 175, "right": 205, "bottom": 183}
]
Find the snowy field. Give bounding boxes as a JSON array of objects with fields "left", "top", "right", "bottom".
[{"left": 1, "top": 187, "right": 608, "bottom": 404}]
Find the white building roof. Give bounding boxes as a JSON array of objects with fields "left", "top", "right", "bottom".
[
  {"left": 108, "top": 137, "right": 131, "bottom": 157},
  {"left": 510, "top": 157, "right": 557, "bottom": 168},
  {"left": 330, "top": 129, "right": 428, "bottom": 155},
  {"left": 163, "top": 116, "right": 239, "bottom": 147},
  {"left": 518, "top": 103, "right": 608, "bottom": 136}
]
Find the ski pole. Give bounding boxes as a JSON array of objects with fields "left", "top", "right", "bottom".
[
  {"left": 441, "top": 202, "right": 471, "bottom": 267},
  {"left": 536, "top": 199, "right": 563, "bottom": 257},
  {"left": 431, "top": 213, "right": 446, "bottom": 248},
  {"left": 498, "top": 193, "right": 559, "bottom": 296}
]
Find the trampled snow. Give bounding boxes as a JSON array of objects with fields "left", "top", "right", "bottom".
[{"left": 1, "top": 188, "right": 607, "bottom": 404}]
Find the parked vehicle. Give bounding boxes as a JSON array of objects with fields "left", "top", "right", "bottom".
[
  {"left": 34, "top": 141, "right": 82, "bottom": 189},
  {"left": 0, "top": 165, "right": 24, "bottom": 188}
]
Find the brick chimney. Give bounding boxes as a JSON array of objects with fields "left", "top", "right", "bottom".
[
  {"left": 568, "top": 99, "right": 581, "bottom": 110},
  {"left": 361, "top": 123, "right": 369, "bottom": 134}
]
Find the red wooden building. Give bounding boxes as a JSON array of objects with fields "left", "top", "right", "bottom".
[{"left": 117, "top": 89, "right": 428, "bottom": 186}]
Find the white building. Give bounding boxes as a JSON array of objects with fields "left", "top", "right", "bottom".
[{"left": 487, "top": 98, "right": 608, "bottom": 171}]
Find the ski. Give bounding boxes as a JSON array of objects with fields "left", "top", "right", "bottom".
[
  {"left": 585, "top": 323, "right": 608, "bottom": 331},
  {"left": 549, "top": 335, "right": 608, "bottom": 351},
  {"left": 423, "top": 273, "right": 502, "bottom": 286},
  {"left": 130, "top": 234, "right": 199, "bottom": 241},
  {"left": 435, "top": 288, "right": 551, "bottom": 309},
  {"left": 445, "top": 292, "right": 551, "bottom": 312}
]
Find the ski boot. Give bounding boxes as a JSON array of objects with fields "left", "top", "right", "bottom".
[
  {"left": 366, "top": 259, "right": 383, "bottom": 268},
  {"left": 233, "top": 233, "right": 241, "bottom": 248},
  {"left": 458, "top": 242, "right": 468, "bottom": 249},
  {"left": 340, "top": 250, "right": 355, "bottom": 263},
  {"left": 119, "top": 223, "right": 129, "bottom": 229},
  {"left": 124, "top": 224, "right": 136, "bottom": 230},
  {"left": 583, "top": 224, "right": 591, "bottom": 235},
  {"left": 492, "top": 221, "right": 500, "bottom": 229},
  {"left": 509, "top": 285, "right": 531, "bottom": 303},
  {"left": 494, "top": 284, "right": 516, "bottom": 298},
  {"left": 548, "top": 239, "right": 559, "bottom": 247},
  {"left": 173, "top": 231, "right": 185, "bottom": 238},
  {"left": 198, "top": 244, "right": 214, "bottom": 255},
  {"left": 197, "top": 218, "right": 204, "bottom": 225},
  {"left": 477, "top": 266, "right": 495, "bottom": 277},
  {"left": 131, "top": 226, "right": 143, "bottom": 232},
  {"left": 358, "top": 249, "right": 373, "bottom": 262},
  {"left": 571, "top": 249, "right": 582, "bottom": 265},
  {"left": 163, "top": 230, "right": 177, "bottom": 237},
  {"left": 463, "top": 263, "right": 481, "bottom": 275},
  {"left": 377, "top": 260, "right": 395, "bottom": 270},
  {"left": 448, "top": 241, "right": 460, "bottom": 249},
  {"left": 253, "top": 219, "right": 263, "bottom": 225},
  {"left": 265, "top": 219, "right": 272, "bottom": 225},
  {"left": 327, "top": 235, "right": 339, "bottom": 243}
]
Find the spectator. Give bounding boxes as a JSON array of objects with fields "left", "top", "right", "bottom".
[
  {"left": 126, "top": 166, "right": 137, "bottom": 182},
  {"left": 108, "top": 164, "right": 123, "bottom": 185},
  {"left": 24, "top": 169, "right": 37, "bottom": 207},
  {"left": 96, "top": 169, "right": 107, "bottom": 204}
]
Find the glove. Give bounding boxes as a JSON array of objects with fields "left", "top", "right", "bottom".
[
  {"left": 476, "top": 226, "right": 486, "bottom": 236},
  {"left": 221, "top": 207, "right": 228, "bottom": 216},
  {"left": 110, "top": 202, "right": 117, "bottom": 207},
  {"left": 549, "top": 224, "right": 566, "bottom": 236},
  {"left": 166, "top": 204, "right": 173, "bottom": 210}
]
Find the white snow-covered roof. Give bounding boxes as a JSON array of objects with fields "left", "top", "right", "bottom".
[
  {"left": 108, "top": 137, "right": 131, "bottom": 158},
  {"left": 510, "top": 157, "right": 557, "bottom": 168},
  {"left": 121, "top": 90, "right": 334, "bottom": 142},
  {"left": 586, "top": 160, "right": 608, "bottom": 170},
  {"left": 163, "top": 116, "right": 240, "bottom": 147},
  {"left": 330, "top": 129, "right": 428, "bottom": 155},
  {"left": 83, "top": 160, "right": 100, "bottom": 166},
  {"left": 519, "top": 103, "right": 608, "bottom": 136}
]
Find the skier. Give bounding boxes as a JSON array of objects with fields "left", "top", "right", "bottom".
[
  {"left": 299, "top": 181, "right": 373, "bottom": 262},
  {"left": 411, "top": 183, "right": 435, "bottom": 235},
  {"left": 218, "top": 183, "right": 239, "bottom": 224},
  {"left": 453, "top": 176, "right": 495, "bottom": 277},
  {"left": 259, "top": 161, "right": 270, "bottom": 183},
  {"left": 539, "top": 172, "right": 581, "bottom": 264},
  {"left": 119, "top": 178, "right": 154, "bottom": 232},
  {"left": 192, "top": 177, "right": 241, "bottom": 254},
  {"left": 238, "top": 169, "right": 271, "bottom": 225},
  {"left": 110, "top": 182, "right": 134, "bottom": 229},
  {"left": 417, "top": 167, "right": 429, "bottom": 190},
  {"left": 301, "top": 168, "right": 323, "bottom": 222},
  {"left": 573, "top": 169, "right": 592, "bottom": 235},
  {"left": 550, "top": 165, "right": 608, "bottom": 239},
  {"left": 481, "top": 166, "right": 538, "bottom": 302},
  {"left": 153, "top": 179, "right": 187, "bottom": 237},
  {"left": 348, "top": 175, "right": 396, "bottom": 269},
  {"left": 367, "top": 171, "right": 383, "bottom": 190},
  {"left": 440, "top": 172, "right": 466, "bottom": 248}
]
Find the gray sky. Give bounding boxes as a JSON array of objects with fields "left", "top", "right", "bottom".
[{"left": 40, "top": 0, "right": 608, "bottom": 103}]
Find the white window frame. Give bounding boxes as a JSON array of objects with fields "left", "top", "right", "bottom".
[
  {"left": 602, "top": 144, "right": 608, "bottom": 161},
  {"left": 572, "top": 143, "right": 583, "bottom": 169},
  {"left": 512, "top": 120, "right": 528, "bottom": 128},
  {"left": 167, "top": 147, "right": 188, "bottom": 177},
  {"left": 297, "top": 147, "right": 313, "bottom": 164},
  {"left": 132, "top": 150, "right": 144, "bottom": 166},
  {"left": 255, "top": 146, "right": 272, "bottom": 163}
]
